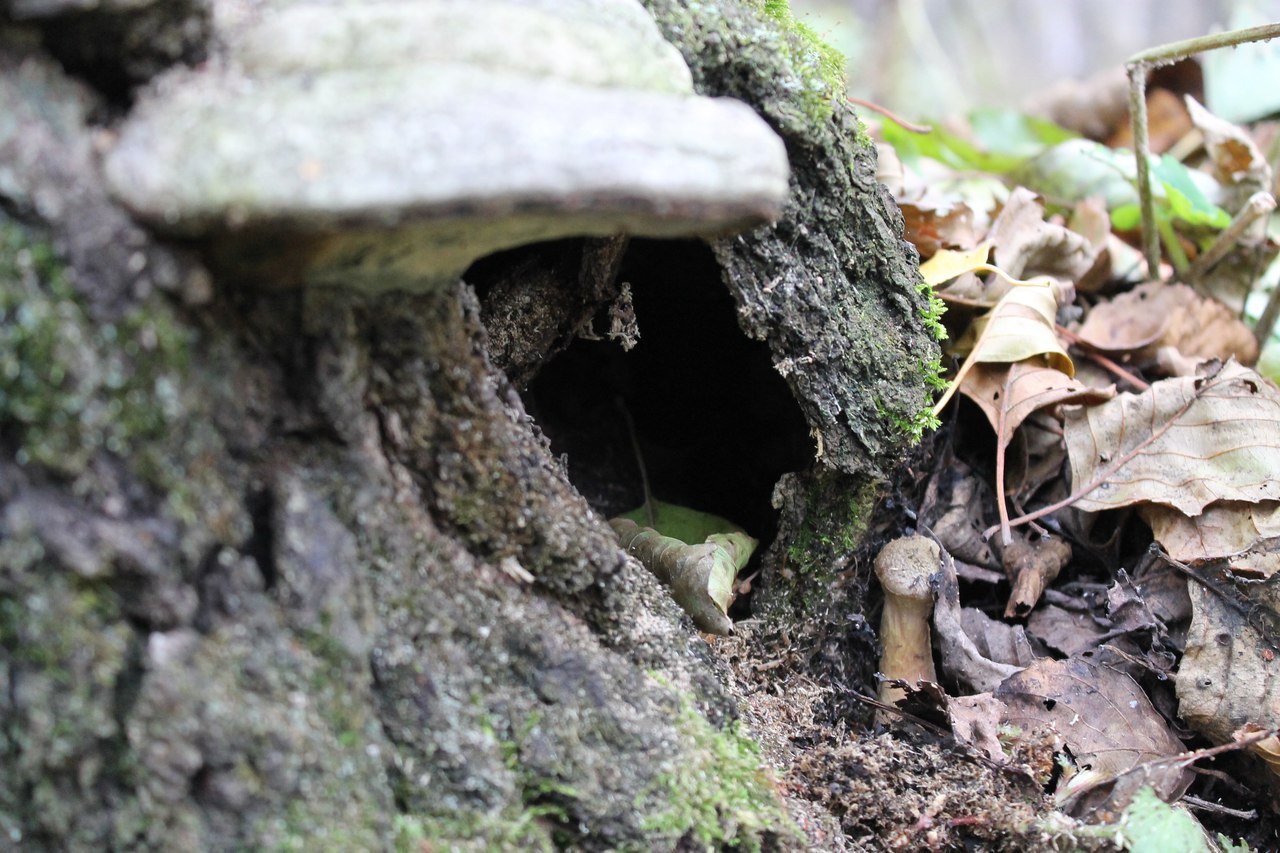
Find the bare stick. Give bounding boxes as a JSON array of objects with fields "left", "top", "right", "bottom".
[
  {"left": 1127, "top": 63, "right": 1159, "bottom": 277},
  {"left": 1185, "top": 191, "right": 1276, "bottom": 286},
  {"left": 847, "top": 96, "right": 933, "bottom": 134},
  {"left": 1125, "top": 22, "right": 1280, "bottom": 281}
]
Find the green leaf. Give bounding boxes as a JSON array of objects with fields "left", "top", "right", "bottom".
[
  {"left": 1121, "top": 787, "right": 1211, "bottom": 853},
  {"left": 969, "top": 108, "right": 1078, "bottom": 159},
  {"left": 1011, "top": 139, "right": 1140, "bottom": 209},
  {"left": 1111, "top": 204, "right": 1141, "bottom": 231},
  {"left": 1152, "top": 155, "right": 1231, "bottom": 229},
  {"left": 882, "top": 110, "right": 1076, "bottom": 176},
  {"left": 620, "top": 499, "right": 751, "bottom": 557}
]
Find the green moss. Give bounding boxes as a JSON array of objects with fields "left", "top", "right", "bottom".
[
  {"left": 0, "top": 218, "right": 192, "bottom": 477},
  {"left": 916, "top": 276, "right": 948, "bottom": 343},
  {"left": 758, "top": 0, "right": 847, "bottom": 125},
  {"left": 775, "top": 474, "right": 877, "bottom": 620},
  {"left": 636, "top": 683, "right": 795, "bottom": 851},
  {"left": 393, "top": 810, "right": 555, "bottom": 853}
]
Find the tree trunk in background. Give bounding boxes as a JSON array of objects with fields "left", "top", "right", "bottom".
[{"left": 0, "top": 0, "right": 935, "bottom": 849}]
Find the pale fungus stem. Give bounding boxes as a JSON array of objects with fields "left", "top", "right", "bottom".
[{"left": 874, "top": 535, "right": 941, "bottom": 721}]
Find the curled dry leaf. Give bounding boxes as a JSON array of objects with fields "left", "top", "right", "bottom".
[
  {"left": 1184, "top": 96, "right": 1273, "bottom": 203},
  {"left": 1234, "top": 724, "right": 1280, "bottom": 779},
  {"left": 1002, "top": 533, "right": 1072, "bottom": 618},
  {"left": 932, "top": 546, "right": 1021, "bottom": 694},
  {"left": 962, "top": 360, "right": 1115, "bottom": 441},
  {"left": 961, "top": 359, "right": 1112, "bottom": 543},
  {"left": 988, "top": 186, "right": 1100, "bottom": 286},
  {"left": 1075, "top": 281, "right": 1259, "bottom": 370},
  {"left": 611, "top": 501, "right": 756, "bottom": 636},
  {"left": 960, "top": 607, "right": 1039, "bottom": 668},
  {"left": 899, "top": 200, "right": 980, "bottom": 258},
  {"left": 1063, "top": 361, "right": 1280, "bottom": 515},
  {"left": 922, "top": 459, "right": 999, "bottom": 568}
]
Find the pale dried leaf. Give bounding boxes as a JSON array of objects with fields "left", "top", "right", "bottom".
[
  {"left": 960, "top": 606, "right": 1039, "bottom": 667},
  {"left": 919, "top": 242, "right": 992, "bottom": 286},
  {"left": 1063, "top": 362, "right": 1280, "bottom": 515},
  {"left": 1076, "top": 281, "right": 1258, "bottom": 369},
  {"left": 953, "top": 283, "right": 1074, "bottom": 374},
  {"left": 989, "top": 187, "right": 1099, "bottom": 284},
  {"left": 947, "top": 692, "right": 1009, "bottom": 762},
  {"left": 1177, "top": 575, "right": 1280, "bottom": 745},
  {"left": 1143, "top": 501, "right": 1280, "bottom": 578},
  {"left": 900, "top": 201, "right": 980, "bottom": 258},
  {"left": 1185, "top": 96, "right": 1273, "bottom": 198}
]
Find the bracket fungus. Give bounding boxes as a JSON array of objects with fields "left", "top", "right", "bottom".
[
  {"left": 103, "top": 0, "right": 791, "bottom": 291},
  {"left": 874, "top": 535, "right": 941, "bottom": 716}
]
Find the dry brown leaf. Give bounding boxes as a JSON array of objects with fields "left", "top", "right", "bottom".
[
  {"left": 933, "top": 548, "right": 1021, "bottom": 694},
  {"left": 961, "top": 360, "right": 1115, "bottom": 441},
  {"left": 900, "top": 201, "right": 980, "bottom": 258},
  {"left": 1027, "top": 605, "right": 1107, "bottom": 656},
  {"left": 960, "top": 606, "right": 1039, "bottom": 668},
  {"left": 1235, "top": 725, "right": 1280, "bottom": 778},
  {"left": 1143, "top": 501, "right": 1280, "bottom": 578},
  {"left": 923, "top": 462, "right": 999, "bottom": 569},
  {"left": 989, "top": 187, "right": 1100, "bottom": 287},
  {"left": 1063, "top": 362, "right": 1280, "bottom": 515},
  {"left": 1075, "top": 281, "right": 1259, "bottom": 369},
  {"left": 1185, "top": 96, "right": 1273, "bottom": 202},
  {"left": 947, "top": 692, "right": 1012, "bottom": 763},
  {"left": 1107, "top": 87, "right": 1192, "bottom": 153},
  {"left": 997, "top": 655, "right": 1192, "bottom": 814},
  {"left": 1177, "top": 570, "right": 1280, "bottom": 746},
  {"left": 1023, "top": 65, "right": 1129, "bottom": 141}
]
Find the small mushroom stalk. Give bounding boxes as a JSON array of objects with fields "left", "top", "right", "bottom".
[{"left": 875, "top": 536, "right": 941, "bottom": 717}]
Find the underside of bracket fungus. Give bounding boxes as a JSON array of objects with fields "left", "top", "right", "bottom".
[{"left": 103, "top": 0, "right": 791, "bottom": 290}]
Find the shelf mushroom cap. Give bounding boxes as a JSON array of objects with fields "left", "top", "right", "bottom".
[{"left": 104, "top": 0, "right": 791, "bottom": 291}]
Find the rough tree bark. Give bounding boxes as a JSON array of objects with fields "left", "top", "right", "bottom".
[{"left": 0, "top": 0, "right": 937, "bottom": 849}]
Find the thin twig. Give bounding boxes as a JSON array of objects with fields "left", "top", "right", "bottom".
[
  {"left": 1185, "top": 191, "right": 1276, "bottom": 287},
  {"left": 1125, "top": 22, "right": 1280, "bottom": 281},
  {"left": 1056, "top": 325, "right": 1150, "bottom": 391},
  {"left": 1181, "top": 796, "right": 1257, "bottom": 820},
  {"left": 1255, "top": 275, "right": 1280, "bottom": 349},
  {"left": 847, "top": 96, "right": 933, "bottom": 133},
  {"left": 1127, "top": 63, "right": 1159, "bottom": 277},
  {"left": 994, "top": 369, "right": 1014, "bottom": 545}
]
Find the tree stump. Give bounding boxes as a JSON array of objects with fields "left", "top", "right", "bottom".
[{"left": 0, "top": 0, "right": 937, "bottom": 848}]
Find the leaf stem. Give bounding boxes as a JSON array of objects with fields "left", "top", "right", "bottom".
[{"left": 982, "top": 366, "right": 1227, "bottom": 539}]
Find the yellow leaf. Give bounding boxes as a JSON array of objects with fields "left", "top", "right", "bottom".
[{"left": 919, "top": 243, "right": 993, "bottom": 286}]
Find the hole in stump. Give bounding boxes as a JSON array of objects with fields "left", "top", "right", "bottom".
[{"left": 518, "top": 238, "right": 814, "bottom": 612}]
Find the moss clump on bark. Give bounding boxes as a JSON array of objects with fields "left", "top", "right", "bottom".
[
  {"left": 636, "top": 683, "right": 796, "bottom": 851},
  {"left": 759, "top": 0, "right": 848, "bottom": 126},
  {"left": 0, "top": 218, "right": 189, "bottom": 475}
]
